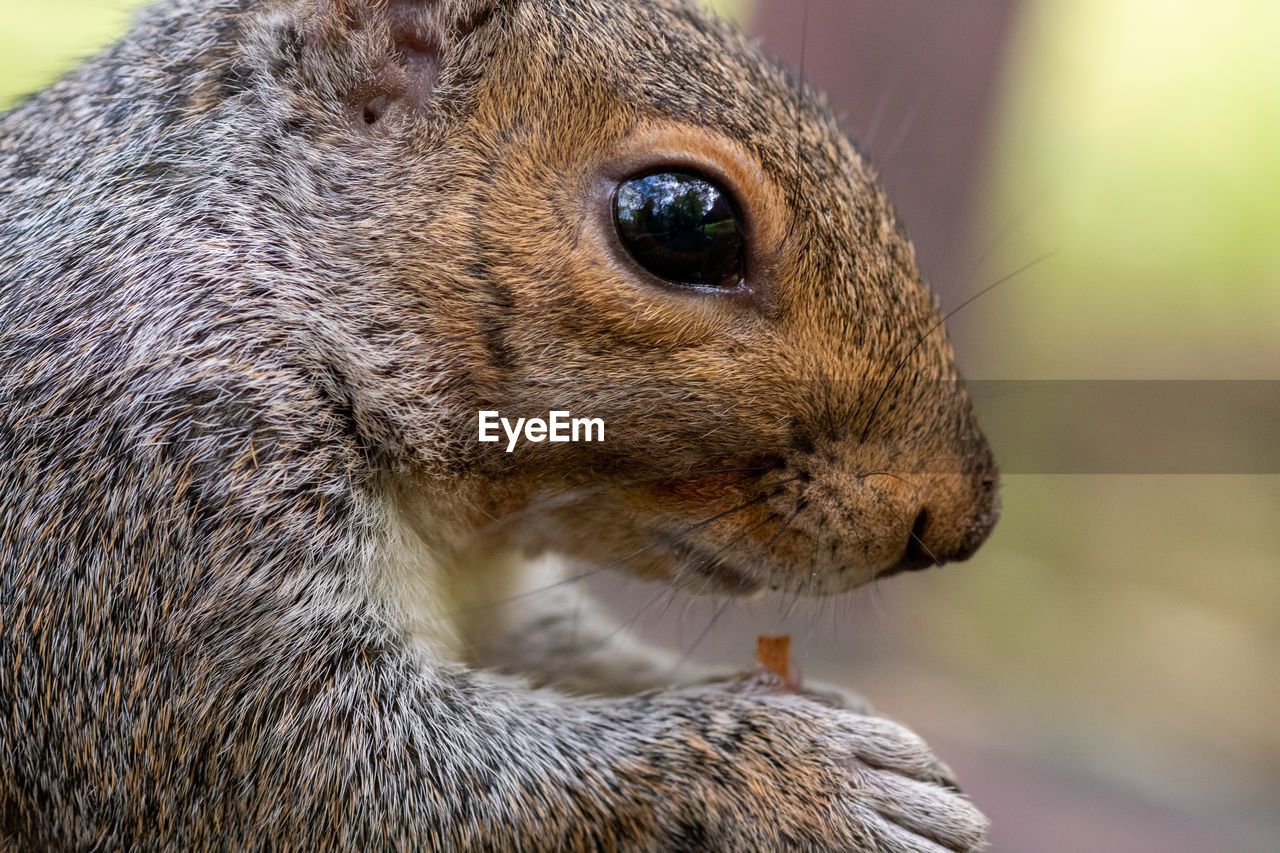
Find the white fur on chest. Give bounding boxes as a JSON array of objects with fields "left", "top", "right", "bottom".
[{"left": 370, "top": 493, "right": 560, "bottom": 664}]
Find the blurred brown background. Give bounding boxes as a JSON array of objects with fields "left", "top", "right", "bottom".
[{"left": 5, "top": 1, "right": 1278, "bottom": 850}]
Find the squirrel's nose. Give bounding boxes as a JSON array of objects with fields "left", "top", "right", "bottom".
[{"left": 884, "top": 473, "right": 1000, "bottom": 575}]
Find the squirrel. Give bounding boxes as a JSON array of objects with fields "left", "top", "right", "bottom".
[{"left": 0, "top": 0, "right": 1001, "bottom": 850}]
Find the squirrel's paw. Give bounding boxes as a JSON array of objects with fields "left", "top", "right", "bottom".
[
  {"left": 787, "top": 680, "right": 965, "bottom": 795},
  {"left": 723, "top": 667, "right": 964, "bottom": 793},
  {"left": 818, "top": 710, "right": 986, "bottom": 851},
  {"left": 654, "top": 686, "right": 988, "bottom": 852}
]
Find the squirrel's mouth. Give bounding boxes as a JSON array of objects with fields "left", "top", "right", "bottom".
[{"left": 667, "top": 540, "right": 764, "bottom": 596}]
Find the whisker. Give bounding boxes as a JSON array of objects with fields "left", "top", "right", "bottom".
[
  {"left": 858, "top": 249, "right": 1058, "bottom": 443},
  {"left": 794, "top": 0, "right": 810, "bottom": 199},
  {"left": 883, "top": 82, "right": 925, "bottom": 165},
  {"left": 780, "top": 0, "right": 812, "bottom": 258},
  {"left": 875, "top": 487, "right": 942, "bottom": 569},
  {"left": 909, "top": 528, "right": 941, "bottom": 568},
  {"left": 474, "top": 465, "right": 775, "bottom": 535},
  {"left": 653, "top": 581, "right": 683, "bottom": 625},
  {"left": 862, "top": 59, "right": 904, "bottom": 152},
  {"left": 783, "top": 586, "right": 803, "bottom": 621},
  {"left": 454, "top": 484, "right": 797, "bottom": 617},
  {"left": 937, "top": 248, "right": 1060, "bottom": 337},
  {"left": 681, "top": 510, "right": 782, "bottom": 584},
  {"left": 867, "top": 576, "right": 888, "bottom": 618},
  {"left": 589, "top": 509, "right": 782, "bottom": 664},
  {"left": 857, "top": 469, "right": 912, "bottom": 487},
  {"left": 828, "top": 586, "right": 841, "bottom": 637},
  {"left": 588, "top": 581, "right": 676, "bottom": 661},
  {"left": 760, "top": 500, "right": 804, "bottom": 613},
  {"left": 766, "top": 500, "right": 804, "bottom": 551},
  {"left": 955, "top": 189, "right": 1051, "bottom": 298},
  {"left": 672, "top": 593, "right": 737, "bottom": 674},
  {"left": 807, "top": 512, "right": 823, "bottom": 598}
]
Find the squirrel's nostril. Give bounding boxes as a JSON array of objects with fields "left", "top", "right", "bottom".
[
  {"left": 909, "top": 507, "right": 930, "bottom": 549},
  {"left": 883, "top": 508, "right": 939, "bottom": 576},
  {"left": 881, "top": 478, "right": 1001, "bottom": 578},
  {"left": 906, "top": 507, "right": 936, "bottom": 565}
]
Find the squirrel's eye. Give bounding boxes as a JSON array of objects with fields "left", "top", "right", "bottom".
[{"left": 613, "top": 171, "right": 746, "bottom": 288}]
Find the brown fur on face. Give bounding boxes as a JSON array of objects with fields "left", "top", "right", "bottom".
[{"left": 306, "top": 0, "right": 999, "bottom": 594}]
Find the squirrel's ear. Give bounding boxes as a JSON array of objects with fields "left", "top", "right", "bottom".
[{"left": 303, "top": 0, "right": 502, "bottom": 126}]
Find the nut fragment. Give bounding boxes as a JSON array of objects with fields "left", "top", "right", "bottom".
[{"left": 755, "top": 634, "right": 791, "bottom": 683}]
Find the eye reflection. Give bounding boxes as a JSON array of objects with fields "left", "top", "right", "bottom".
[{"left": 613, "top": 171, "right": 745, "bottom": 287}]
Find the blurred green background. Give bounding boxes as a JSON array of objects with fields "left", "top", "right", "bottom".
[
  {"left": 3, "top": 1, "right": 1277, "bottom": 850},
  {"left": 0, "top": 2, "right": 140, "bottom": 103}
]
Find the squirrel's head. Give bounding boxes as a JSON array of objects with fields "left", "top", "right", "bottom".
[{"left": 237, "top": 0, "right": 999, "bottom": 595}]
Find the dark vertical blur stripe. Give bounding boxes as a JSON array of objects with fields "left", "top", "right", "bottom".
[{"left": 751, "top": 0, "right": 1022, "bottom": 302}]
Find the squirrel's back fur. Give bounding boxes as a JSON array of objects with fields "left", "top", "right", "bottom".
[{"left": 1, "top": 1, "right": 998, "bottom": 849}]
